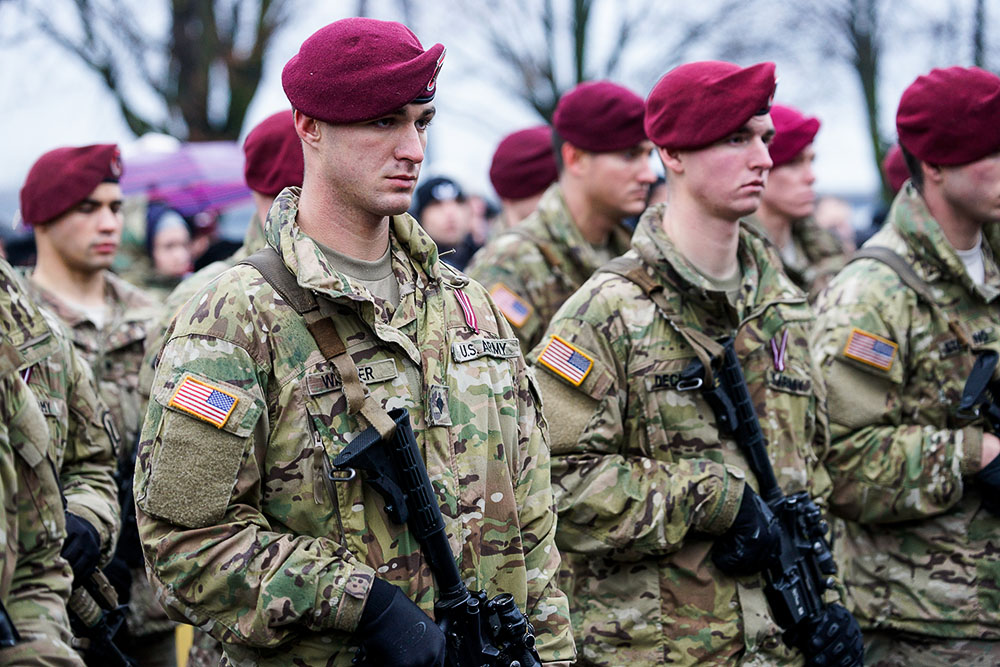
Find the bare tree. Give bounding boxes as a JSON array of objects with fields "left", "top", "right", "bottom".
[
  {"left": 449, "top": 0, "right": 744, "bottom": 122},
  {"left": 11, "top": 0, "right": 292, "bottom": 140}
]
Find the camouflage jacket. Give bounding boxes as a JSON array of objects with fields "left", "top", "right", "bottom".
[
  {"left": 135, "top": 189, "right": 574, "bottom": 666},
  {"left": 748, "top": 215, "right": 850, "bottom": 300},
  {"left": 466, "top": 183, "right": 632, "bottom": 351},
  {"left": 140, "top": 212, "right": 269, "bottom": 399},
  {"left": 27, "top": 270, "right": 156, "bottom": 459},
  {"left": 0, "top": 285, "right": 83, "bottom": 664},
  {"left": 531, "top": 204, "right": 834, "bottom": 666},
  {"left": 0, "top": 260, "right": 120, "bottom": 564},
  {"left": 811, "top": 184, "right": 1000, "bottom": 638}
]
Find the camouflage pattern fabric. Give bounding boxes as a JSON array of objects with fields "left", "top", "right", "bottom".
[
  {"left": 0, "top": 274, "right": 84, "bottom": 665},
  {"left": 140, "top": 212, "right": 268, "bottom": 401},
  {"left": 747, "top": 215, "right": 850, "bottom": 301},
  {"left": 811, "top": 183, "right": 1000, "bottom": 641},
  {"left": 863, "top": 630, "right": 1000, "bottom": 666},
  {"left": 466, "top": 183, "right": 632, "bottom": 351},
  {"left": 531, "top": 204, "right": 835, "bottom": 666},
  {"left": 0, "top": 260, "right": 120, "bottom": 565},
  {"left": 135, "top": 188, "right": 574, "bottom": 666}
]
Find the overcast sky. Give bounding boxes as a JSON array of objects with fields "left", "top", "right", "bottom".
[{"left": 0, "top": 0, "right": 989, "bottom": 222}]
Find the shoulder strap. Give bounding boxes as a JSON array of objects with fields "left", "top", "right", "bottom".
[
  {"left": 239, "top": 247, "right": 396, "bottom": 438},
  {"left": 851, "top": 246, "right": 973, "bottom": 348},
  {"left": 600, "top": 255, "right": 724, "bottom": 383}
]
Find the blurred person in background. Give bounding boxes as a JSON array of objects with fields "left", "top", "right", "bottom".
[
  {"left": 488, "top": 125, "right": 559, "bottom": 230},
  {"left": 814, "top": 195, "right": 857, "bottom": 253},
  {"left": 467, "top": 81, "right": 654, "bottom": 351},
  {"left": 749, "top": 104, "right": 849, "bottom": 299},
  {"left": 17, "top": 143, "right": 171, "bottom": 666},
  {"left": 143, "top": 201, "right": 193, "bottom": 301},
  {"left": 859, "top": 144, "right": 911, "bottom": 247},
  {"left": 412, "top": 175, "right": 479, "bottom": 270}
]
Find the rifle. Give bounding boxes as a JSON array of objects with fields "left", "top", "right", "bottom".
[
  {"left": 0, "top": 598, "right": 20, "bottom": 647},
  {"left": 679, "top": 338, "right": 862, "bottom": 665},
  {"left": 334, "top": 408, "right": 541, "bottom": 667},
  {"left": 957, "top": 350, "right": 1000, "bottom": 432},
  {"left": 68, "top": 569, "right": 136, "bottom": 667}
]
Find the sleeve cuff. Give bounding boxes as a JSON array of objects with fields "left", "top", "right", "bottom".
[
  {"left": 328, "top": 562, "right": 378, "bottom": 633},
  {"left": 698, "top": 464, "right": 747, "bottom": 535},
  {"left": 960, "top": 426, "right": 983, "bottom": 476},
  {"left": 66, "top": 503, "right": 115, "bottom": 562}
]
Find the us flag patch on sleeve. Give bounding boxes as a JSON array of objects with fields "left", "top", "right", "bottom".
[
  {"left": 490, "top": 283, "right": 533, "bottom": 328},
  {"left": 537, "top": 335, "right": 593, "bottom": 386},
  {"left": 169, "top": 377, "right": 239, "bottom": 428},
  {"left": 843, "top": 327, "right": 898, "bottom": 371}
]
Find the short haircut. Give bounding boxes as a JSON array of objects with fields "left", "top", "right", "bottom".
[
  {"left": 551, "top": 130, "right": 566, "bottom": 172},
  {"left": 900, "top": 145, "right": 924, "bottom": 192}
]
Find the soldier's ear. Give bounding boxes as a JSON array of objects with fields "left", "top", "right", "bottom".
[
  {"left": 561, "top": 142, "right": 588, "bottom": 175},
  {"left": 921, "top": 161, "right": 944, "bottom": 185},
  {"left": 293, "top": 110, "right": 323, "bottom": 149},
  {"left": 658, "top": 146, "right": 684, "bottom": 176}
]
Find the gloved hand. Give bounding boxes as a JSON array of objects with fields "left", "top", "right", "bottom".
[
  {"left": 975, "top": 453, "right": 1000, "bottom": 517},
  {"left": 355, "top": 578, "right": 446, "bottom": 667},
  {"left": 62, "top": 513, "right": 101, "bottom": 584},
  {"left": 712, "top": 486, "right": 779, "bottom": 576},
  {"left": 784, "top": 603, "right": 864, "bottom": 667}
]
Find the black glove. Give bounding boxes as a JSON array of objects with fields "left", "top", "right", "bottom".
[
  {"left": 355, "top": 578, "right": 446, "bottom": 667},
  {"left": 784, "top": 603, "right": 864, "bottom": 667},
  {"left": 712, "top": 486, "right": 779, "bottom": 576},
  {"left": 975, "top": 453, "right": 1000, "bottom": 517},
  {"left": 62, "top": 513, "right": 102, "bottom": 584}
]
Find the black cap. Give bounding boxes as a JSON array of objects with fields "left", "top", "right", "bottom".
[{"left": 413, "top": 176, "right": 464, "bottom": 219}]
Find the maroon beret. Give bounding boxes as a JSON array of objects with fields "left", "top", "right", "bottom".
[
  {"left": 489, "top": 126, "right": 558, "bottom": 200},
  {"left": 882, "top": 144, "right": 909, "bottom": 194},
  {"left": 243, "top": 110, "right": 304, "bottom": 196},
  {"left": 552, "top": 81, "right": 647, "bottom": 152},
  {"left": 645, "top": 61, "right": 777, "bottom": 150},
  {"left": 897, "top": 66, "right": 1000, "bottom": 166},
  {"left": 282, "top": 18, "right": 445, "bottom": 124},
  {"left": 768, "top": 104, "right": 820, "bottom": 168},
  {"left": 19, "top": 144, "right": 122, "bottom": 226}
]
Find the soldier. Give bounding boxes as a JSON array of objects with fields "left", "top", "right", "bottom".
[
  {"left": 140, "top": 110, "right": 304, "bottom": 398},
  {"left": 466, "top": 81, "right": 655, "bottom": 351},
  {"left": 749, "top": 104, "right": 849, "bottom": 299},
  {"left": 1, "top": 255, "right": 118, "bottom": 665},
  {"left": 811, "top": 66, "right": 1000, "bottom": 665},
  {"left": 488, "top": 125, "right": 559, "bottom": 229},
  {"left": 532, "top": 61, "right": 861, "bottom": 665},
  {"left": 18, "top": 144, "right": 168, "bottom": 664},
  {"left": 412, "top": 175, "right": 479, "bottom": 270},
  {"left": 135, "top": 17, "right": 573, "bottom": 666}
]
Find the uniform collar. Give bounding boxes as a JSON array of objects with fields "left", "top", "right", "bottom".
[{"left": 531, "top": 183, "right": 632, "bottom": 271}]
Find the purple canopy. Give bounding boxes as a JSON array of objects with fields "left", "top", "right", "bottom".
[{"left": 120, "top": 141, "right": 251, "bottom": 217}]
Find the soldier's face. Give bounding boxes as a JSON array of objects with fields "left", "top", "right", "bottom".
[
  {"left": 761, "top": 145, "right": 817, "bottom": 220},
  {"left": 314, "top": 103, "right": 434, "bottom": 221},
  {"left": 939, "top": 151, "right": 1000, "bottom": 226},
  {"left": 36, "top": 182, "right": 123, "bottom": 274},
  {"left": 579, "top": 141, "right": 657, "bottom": 219},
  {"left": 672, "top": 114, "right": 775, "bottom": 221}
]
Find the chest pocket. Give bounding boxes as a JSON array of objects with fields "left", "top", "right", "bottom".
[
  {"left": 639, "top": 355, "right": 724, "bottom": 462},
  {"left": 10, "top": 390, "right": 66, "bottom": 547}
]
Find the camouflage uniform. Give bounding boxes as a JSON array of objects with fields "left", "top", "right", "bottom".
[
  {"left": 811, "top": 184, "right": 1000, "bottom": 653},
  {"left": 747, "top": 215, "right": 849, "bottom": 300},
  {"left": 0, "top": 266, "right": 86, "bottom": 666},
  {"left": 24, "top": 270, "right": 175, "bottom": 657},
  {"left": 0, "top": 260, "right": 120, "bottom": 565},
  {"left": 532, "top": 204, "right": 834, "bottom": 665},
  {"left": 135, "top": 188, "right": 574, "bottom": 666},
  {"left": 466, "top": 183, "right": 632, "bottom": 351}
]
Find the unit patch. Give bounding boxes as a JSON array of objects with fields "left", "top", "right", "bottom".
[
  {"left": 537, "top": 335, "right": 593, "bottom": 386},
  {"left": 843, "top": 328, "right": 898, "bottom": 372},
  {"left": 489, "top": 283, "right": 533, "bottom": 329},
  {"left": 306, "top": 359, "right": 398, "bottom": 396},
  {"left": 766, "top": 370, "right": 813, "bottom": 396},
  {"left": 451, "top": 338, "right": 520, "bottom": 363}
]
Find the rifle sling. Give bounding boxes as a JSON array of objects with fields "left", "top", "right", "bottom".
[
  {"left": 601, "top": 256, "right": 725, "bottom": 386},
  {"left": 850, "top": 246, "right": 974, "bottom": 348},
  {"left": 240, "top": 248, "right": 397, "bottom": 439}
]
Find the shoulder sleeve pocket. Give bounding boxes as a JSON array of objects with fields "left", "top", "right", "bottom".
[{"left": 142, "top": 371, "right": 263, "bottom": 529}]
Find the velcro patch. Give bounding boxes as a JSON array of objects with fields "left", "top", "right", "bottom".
[
  {"left": 305, "top": 359, "right": 398, "bottom": 396},
  {"left": 765, "top": 369, "right": 813, "bottom": 396},
  {"left": 451, "top": 338, "right": 520, "bottom": 363},
  {"left": 169, "top": 377, "right": 239, "bottom": 428},
  {"left": 490, "top": 283, "right": 533, "bottom": 329},
  {"left": 537, "top": 335, "right": 593, "bottom": 386},
  {"left": 842, "top": 328, "right": 897, "bottom": 372}
]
